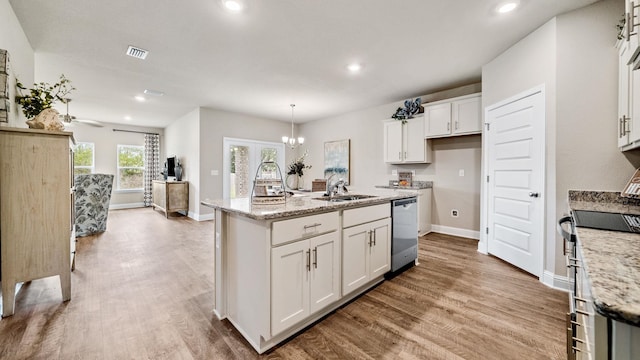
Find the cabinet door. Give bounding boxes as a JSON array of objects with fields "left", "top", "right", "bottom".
[
  {"left": 452, "top": 95, "right": 482, "bottom": 135},
  {"left": 403, "top": 117, "right": 426, "bottom": 162},
  {"left": 619, "top": 41, "right": 633, "bottom": 147},
  {"left": 271, "top": 240, "right": 309, "bottom": 335},
  {"left": 369, "top": 218, "right": 391, "bottom": 278},
  {"left": 342, "top": 223, "right": 371, "bottom": 296},
  {"left": 425, "top": 103, "right": 452, "bottom": 138},
  {"left": 384, "top": 121, "right": 403, "bottom": 163},
  {"left": 309, "top": 232, "right": 340, "bottom": 314}
]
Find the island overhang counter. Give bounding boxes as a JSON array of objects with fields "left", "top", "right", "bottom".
[{"left": 201, "top": 189, "right": 418, "bottom": 354}]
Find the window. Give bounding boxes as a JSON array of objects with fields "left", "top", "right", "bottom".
[
  {"left": 117, "top": 145, "right": 144, "bottom": 190},
  {"left": 74, "top": 142, "right": 95, "bottom": 175}
]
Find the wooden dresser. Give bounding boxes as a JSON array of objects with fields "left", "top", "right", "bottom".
[
  {"left": 0, "top": 127, "right": 75, "bottom": 317},
  {"left": 152, "top": 180, "right": 189, "bottom": 218}
]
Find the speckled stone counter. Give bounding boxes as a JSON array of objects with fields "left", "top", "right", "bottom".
[
  {"left": 568, "top": 190, "right": 640, "bottom": 327},
  {"left": 201, "top": 188, "right": 418, "bottom": 220},
  {"left": 375, "top": 180, "right": 433, "bottom": 190}
]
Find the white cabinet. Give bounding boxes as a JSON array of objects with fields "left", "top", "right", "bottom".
[
  {"left": 342, "top": 204, "right": 391, "bottom": 296},
  {"left": 416, "top": 188, "right": 432, "bottom": 236},
  {"left": 619, "top": 40, "right": 633, "bottom": 148},
  {"left": 271, "top": 216, "right": 340, "bottom": 336},
  {"left": 425, "top": 93, "right": 482, "bottom": 138},
  {"left": 383, "top": 116, "right": 432, "bottom": 164}
]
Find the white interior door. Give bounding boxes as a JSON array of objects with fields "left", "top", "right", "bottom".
[{"left": 486, "top": 89, "right": 545, "bottom": 277}]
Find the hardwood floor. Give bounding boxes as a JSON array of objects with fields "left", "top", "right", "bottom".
[{"left": 0, "top": 208, "right": 568, "bottom": 359}]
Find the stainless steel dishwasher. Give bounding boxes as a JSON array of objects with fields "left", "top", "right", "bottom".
[{"left": 391, "top": 197, "right": 418, "bottom": 272}]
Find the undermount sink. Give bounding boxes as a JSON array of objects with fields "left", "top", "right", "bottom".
[{"left": 312, "top": 194, "right": 378, "bottom": 202}]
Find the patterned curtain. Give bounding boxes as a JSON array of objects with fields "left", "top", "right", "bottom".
[{"left": 143, "top": 134, "right": 161, "bottom": 206}]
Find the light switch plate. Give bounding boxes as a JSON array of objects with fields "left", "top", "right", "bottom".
[
  {"left": 391, "top": 169, "right": 397, "bottom": 176},
  {"left": 459, "top": 169, "right": 465, "bottom": 177},
  {"left": 211, "top": 170, "right": 219, "bottom": 176}
]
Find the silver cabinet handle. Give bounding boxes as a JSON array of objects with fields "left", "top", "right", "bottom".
[
  {"left": 404, "top": 151, "right": 407, "bottom": 159},
  {"left": 304, "top": 223, "right": 322, "bottom": 230},
  {"left": 620, "top": 117, "right": 625, "bottom": 137},
  {"left": 306, "top": 250, "right": 311, "bottom": 272},
  {"left": 455, "top": 121, "right": 459, "bottom": 130},
  {"left": 447, "top": 122, "right": 450, "bottom": 132},
  {"left": 367, "top": 230, "right": 372, "bottom": 247},
  {"left": 313, "top": 247, "right": 317, "bottom": 269},
  {"left": 623, "top": 115, "right": 630, "bottom": 134},
  {"left": 372, "top": 230, "right": 376, "bottom": 246}
]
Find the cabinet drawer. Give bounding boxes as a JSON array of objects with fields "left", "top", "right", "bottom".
[
  {"left": 343, "top": 203, "right": 390, "bottom": 228},
  {"left": 272, "top": 212, "right": 339, "bottom": 246}
]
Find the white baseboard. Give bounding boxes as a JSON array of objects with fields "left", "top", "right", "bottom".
[
  {"left": 189, "top": 211, "right": 214, "bottom": 221},
  {"left": 542, "top": 270, "right": 570, "bottom": 292},
  {"left": 431, "top": 225, "right": 480, "bottom": 240},
  {"left": 109, "top": 202, "right": 145, "bottom": 210}
]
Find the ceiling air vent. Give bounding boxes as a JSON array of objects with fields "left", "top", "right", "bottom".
[{"left": 126, "top": 46, "right": 148, "bottom": 60}]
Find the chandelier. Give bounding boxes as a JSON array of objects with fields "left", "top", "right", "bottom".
[{"left": 282, "top": 104, "right": 304, "bottom": 149}]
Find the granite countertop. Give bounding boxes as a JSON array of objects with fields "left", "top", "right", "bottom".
[
  {"left": 375, "top": 180, "right": 433, "bottom": 190},
  {"left": 568, "top": 190, "right": 640, "bottom": 326},
  {"left": 201, "top": 188, "right": 418, "bottom": 221}
]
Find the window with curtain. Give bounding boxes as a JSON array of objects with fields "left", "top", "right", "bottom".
[
  {"left": 74, "top": 142, "right": 95, "bottom": 175},
  {"left": 116, "top": 144, "right": 144, "bottom": 190}
]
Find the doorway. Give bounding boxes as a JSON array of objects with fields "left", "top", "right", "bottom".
[
  {"left": 222, "top": 138, "right": 285, "bottom": 199},
  {"left": 484, "top": 86, "right": 545, "bottom": 277}
]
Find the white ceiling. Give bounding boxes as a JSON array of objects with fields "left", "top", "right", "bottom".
[{"left": 9, "top": 0, "right": 598, "bottom": 128}]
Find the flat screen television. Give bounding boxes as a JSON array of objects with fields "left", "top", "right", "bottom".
[{"left": 166, "top": 156, "right": 176, "bottom": 177}]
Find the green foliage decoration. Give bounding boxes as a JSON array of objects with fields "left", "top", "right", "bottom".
[{"left": 15, "top": 74, "right": 75, "bottom": 119}]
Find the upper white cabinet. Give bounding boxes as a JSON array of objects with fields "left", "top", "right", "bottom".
[
  {"left": 383, "top": 116, "right": 432, "bottom": 164},
  {"left": 424, "top": 93, "right": 482, "bottom": 138},
  {"left": 619, "top": 39, "right": 633, "bottom": 148}
]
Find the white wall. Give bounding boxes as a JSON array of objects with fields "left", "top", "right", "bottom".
[
  {"left": 71, "top": 122, "right": 164, "bottom": 208},
  {"left": 299, "top": 84, "right": 483, "bottom": 232},
  {"left": 0, "top": 0, "right": 33, "bottom": 128},
  {"left": 164, "top": 108, "right": 200, "bottom": 218}
]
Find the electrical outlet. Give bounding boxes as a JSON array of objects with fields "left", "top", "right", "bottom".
[
  {"left": 459, "top": 169, "right": 464, "bottom": 177},
  {"left": 391, "top": 169, "right": 398, "bottom": 176},
  {"left": 411, "top": 170, "right": 416, "bottom": 176},
  {"left": 451, "top": 209, "right": 459, "bottom": 217},
  {"left": 211, "top": 170, "right": 219, "bottom": 176}
]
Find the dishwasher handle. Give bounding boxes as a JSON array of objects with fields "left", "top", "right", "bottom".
[{"left": 393, "top": 197, "right": 417, "bottom": 207}]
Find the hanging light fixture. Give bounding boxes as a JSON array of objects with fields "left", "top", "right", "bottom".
[{"left": 282, "top": 104, "right": 304, "bottom": 149}]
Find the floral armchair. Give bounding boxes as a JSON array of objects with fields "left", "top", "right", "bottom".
[{"left": 75, "top": 174, "right": 114, "bottom": 237}]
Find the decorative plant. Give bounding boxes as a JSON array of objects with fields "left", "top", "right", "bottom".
[
  {"left": 391, "top": 97, "right": 422, "bottom": 123},
  {"left": 287, "top": 149, "right": 312, "bottom": 177},
  {"left": 15, "top": 74, "right": 75, "bottom": 119},
  {"left": 617, "top": 15, "right": 627, "bottom": 40}
]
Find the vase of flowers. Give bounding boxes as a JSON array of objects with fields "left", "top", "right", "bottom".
[
  {"left": 286, "top": 150, "right": 311, "bottom": 190},
  {"left": 15, "top": 74, "right": 75, "bottom": 129}
]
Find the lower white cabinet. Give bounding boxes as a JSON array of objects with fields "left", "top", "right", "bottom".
[
  {"left": 342, "top": 218, "right": 391, "bottom": 296},
  {"left": 271, "top": 231, "right": 340, "bottom": 336}
]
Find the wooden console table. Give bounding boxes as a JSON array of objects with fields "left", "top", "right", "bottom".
[{"left": 152, "top": 180, "right": 189, "bottom": 218}]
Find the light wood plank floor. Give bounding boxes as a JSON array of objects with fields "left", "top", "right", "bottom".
[{"left": 0, "top": 208, "right": 568, "bottom": 359}]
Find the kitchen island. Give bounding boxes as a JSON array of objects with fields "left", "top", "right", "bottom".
[
  {"left": 566, "top": 190, "right": 640, "bottom": 359},
  {"left": 201, "top": 189, "right": 417, "bottom": 354}
]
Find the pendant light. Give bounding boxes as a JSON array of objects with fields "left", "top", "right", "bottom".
[{"left": 282, "top": 104, "right": 304, "bottom": 149}]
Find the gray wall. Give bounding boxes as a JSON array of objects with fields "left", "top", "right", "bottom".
[
  {"left": 482, "top": 0, "right": 640, "bottom": 278},
  {"left": 0, "top": 0, "right": 34, "bottom": 128},
  {"left": 299, "top": 84, "right": 483, "bottom": 233}
]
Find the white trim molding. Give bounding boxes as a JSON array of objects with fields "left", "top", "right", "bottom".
[
  {"left": 190, "top": 211, "right": 214, "bottom": 221},
  {"left": 542, "top": 270, "right": 570, "bottom": 291},
  {"left": 431, "top": 225, "right": 480, "bottom": 240},
  {"left": 109, "top": 202, "right": 145, "bottom": 210}
]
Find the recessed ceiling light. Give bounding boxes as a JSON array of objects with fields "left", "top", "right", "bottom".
[
  {"left": 144, "top": 89, "right": 165, "bottom": 96},
  {"left": 134, "top": 95, "right": 146, "bottom": 102},
  {"left": 347, "top": 63, "right": 362, "bottom": 73},
  {"left": 497, "top": 2, "right": 518, "bottom": 13},
  {"left": 223, "top": 0, "right": 243, "bottom": 12},
  {"left": 124, "top": 115, "right": 132, "bottom": 121}
]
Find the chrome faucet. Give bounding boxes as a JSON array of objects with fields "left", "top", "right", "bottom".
[{"left": 325, "top": 173, "right": 337, "bottom": 196}]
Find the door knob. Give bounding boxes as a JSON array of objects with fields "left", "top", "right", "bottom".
[{"left": 529, "top": 192, "right": 540, "bottom": 198}]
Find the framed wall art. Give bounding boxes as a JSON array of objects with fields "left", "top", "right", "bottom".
[{"left": 323, "top": 139, "right": 350, "bottom": 185}]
